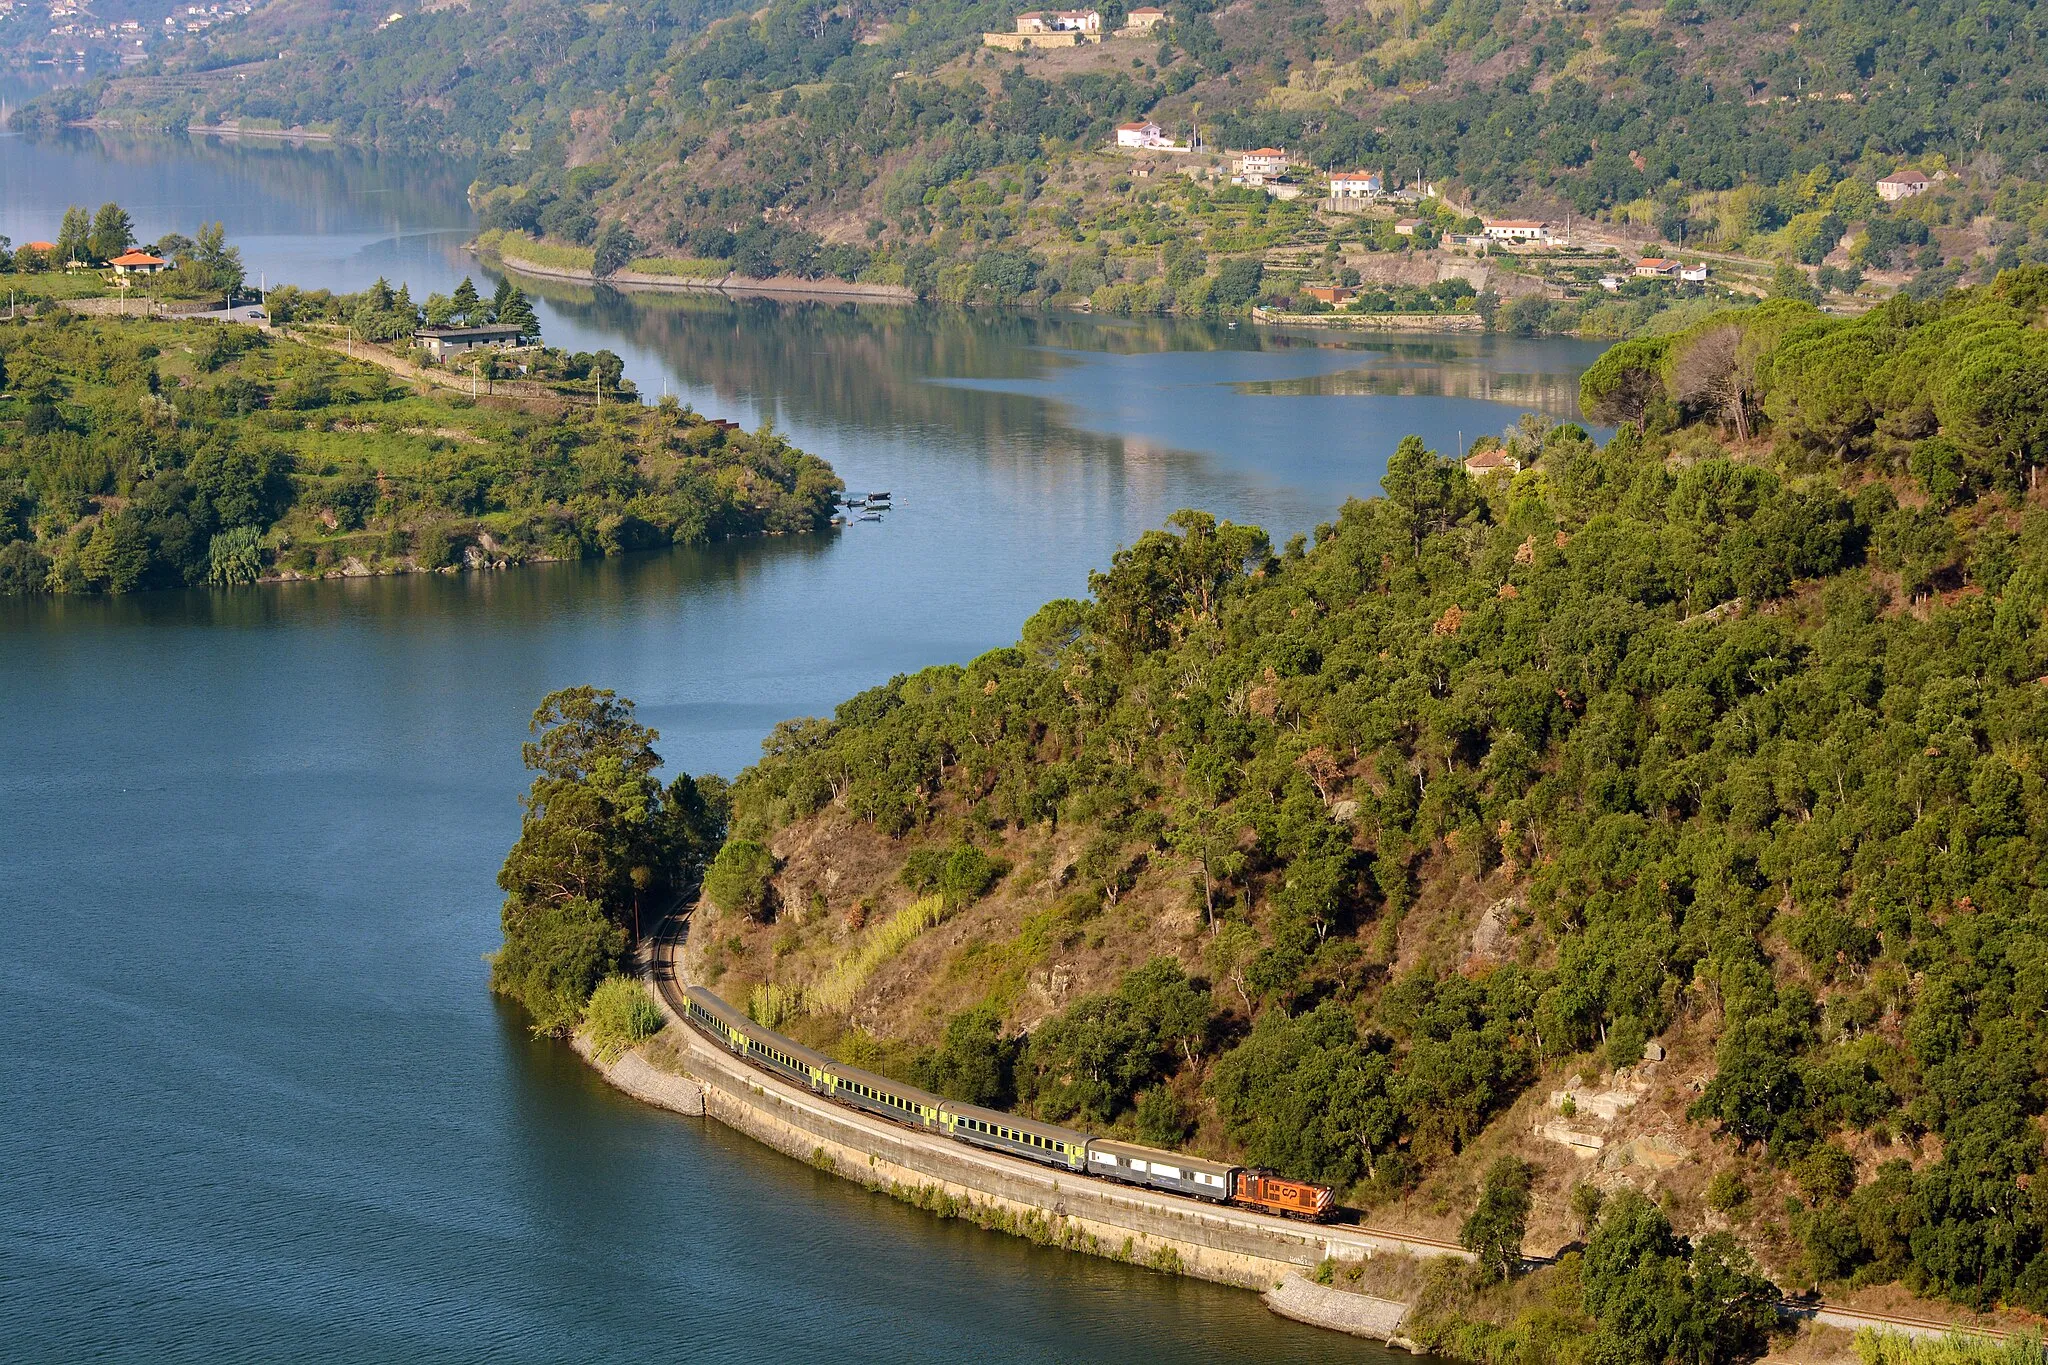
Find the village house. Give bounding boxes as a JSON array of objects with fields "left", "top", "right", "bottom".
[
  {"left": 1304, "top": 284, "right": 1355, "bottom": 306},
  {"left": 1393, "top": 218, "right": 1424, "bottom": 236},
  {"left": 1120, "top": 5, "right": 1166, "bottom": 31},
  {"left": 1463, "top": 447, "right": 1521, "bottom": 476},
  {"left": 1482, "top": 219, "right": 1550, "bottom": 244},
  {"left": 1326, "top": 170, "right": 1384, "bottom": 202},
  {"left": 1233, "top": 148, "right": 1289, "bottom": 186},
  {"left": 1877, "top": 169, "right": 1931, "bottom": 202},
  {"left": 1015, "top": 8, "right": 1099, "bottom": 31},
  {"left": 986, "top": 8, "right": 1099, "bottom": 46},
  {"left": 413, "top": 323, "right": 528, "bottom": 362},
  {"left": 1634, "top": 257, "right": 1681, "bottom": 278},
  {"left": 1680, "top": 264, "right": 1709, "bottom": 283},
  {"left": 108, "top": 250, "right": 167, "bottom": 276},
  {"left": 1115, "top": 120, "right": 1173, "bottom": 149}
]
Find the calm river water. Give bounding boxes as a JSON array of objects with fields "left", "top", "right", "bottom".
[{"left": 0, "top": 127, "right": 1607, "bottom": 1361}]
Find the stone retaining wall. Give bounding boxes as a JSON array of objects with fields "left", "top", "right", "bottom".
[{"left": 1265, "top": 1273, "right": 1412, "bottom": 1340}]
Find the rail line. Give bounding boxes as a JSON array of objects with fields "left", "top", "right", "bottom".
[{"left": 644, "top": 918, "right": 2005, "bottom": 1339}]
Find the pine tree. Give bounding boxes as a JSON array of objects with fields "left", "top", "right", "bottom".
[
  {"left": 490, "top": 275, "right": 514, "bottom": 323},
  {"left": 451, "top": 277, "right": 482, "bottom": 325},
  {"left": 497, "top": 285, "right": 539, "bottom": 339}
]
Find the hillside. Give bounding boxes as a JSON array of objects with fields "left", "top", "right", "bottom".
[
  {"left": 658, "top": 267, "right": 2048, "bottom": 1328},
  {"left": 34, "top": 0, "right": 2048, "bottom": 325},
  {"left": 0, "top": 307, "right": 841, "bottom": 594}
]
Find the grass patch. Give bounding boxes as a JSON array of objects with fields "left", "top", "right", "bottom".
[
  {"left": 476, "top": 228, "right": 594, "bottom": 273},
  {"left": 1853, "top": 1330, "right": 2045, "bottom": 1365},
  {"left": 626, "top": 256, "right": 729, "bottom": 278}
]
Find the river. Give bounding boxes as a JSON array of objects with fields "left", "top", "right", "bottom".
[{"left": 0, "top": 127, "right": 1608, "bottom": 1361}]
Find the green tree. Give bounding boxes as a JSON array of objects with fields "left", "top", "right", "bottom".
[
  {"left": 497, "top": 285, "right": 539, "bottom": 339},
  {"left": 912, "top": 1005, "right": 1017, "bottom": 1106},
  {"left": 451, "top": 276, "right": 484, "bottom": 324},
  {"left": 55, "top": 205, "right": 90, "bottom": 267},
  {"left": 88, "top": 203, "right": 134, "bottom": 264},
  {"left": 1579, "top": 337, "right": 1670, "bottom": 428},
  {"left": 192, "top": 222, "right": 245, "bottom": 296},
  {"left": 493, "top": 687, "right": 717, "bottom": 1029},
  {"left": 1461, "top": 1156, "right": 1535, "bottom": 1282},
  {"left": 704, "top": 838, "right": 777, "bottom": 919},
  {"left": 592, "top": 221, "right": 641, "bottom": 279}
]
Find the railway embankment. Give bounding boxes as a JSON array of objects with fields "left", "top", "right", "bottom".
[{"left": 567, "top": 926, "right": 1477, "bottom": 1309}]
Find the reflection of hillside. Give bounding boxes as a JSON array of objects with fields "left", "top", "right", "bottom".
[
  {"left": 494, "top": 280, "right": 1605, "bottom": 537},
  {"left": 12, "top": 128, "right": 478, "bottom": 234},
  {"left": 1235, "top": 363, "right": 1590, "bottom": 415},
  {"left": 0, "top": 526, "right": 837, "bottom": 633},
  {"left": 504, "top": 280, "right": 1159, "bottom": 466}
]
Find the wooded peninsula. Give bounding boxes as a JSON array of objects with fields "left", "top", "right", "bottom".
[
  {"left": 497, "top": 267, "right": 2048, "bottom": 1363},
  {"left": 0, "top": 308, "right": 843, "bottom": 595}
]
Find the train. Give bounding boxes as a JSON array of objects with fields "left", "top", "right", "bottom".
[{"left": 677, "top": 983, "right": 1337, "bottom": 1223}]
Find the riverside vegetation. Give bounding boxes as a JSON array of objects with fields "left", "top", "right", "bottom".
[
  {"left": 498, "top": 266, "right": 2048, "bottom": 1361},
  {"left": 0, "top": 309, "right": 843, "bottom": 594}
]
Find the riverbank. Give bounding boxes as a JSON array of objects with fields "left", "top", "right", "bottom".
[
  {"left": 477, "top": 240, "right": 919, "bottom": 305},
  {"left": 1251, "top": 307, "right": 1486, "bottom": 332}
]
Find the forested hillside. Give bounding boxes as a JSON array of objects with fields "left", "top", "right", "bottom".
[
  {"left": 654, "top": 267, "right": 2048, "bottom": 1321},
  {"left": 40, "top": 0, "right": 2048, "bottom": 316}
]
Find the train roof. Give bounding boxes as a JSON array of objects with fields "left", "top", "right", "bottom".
[
  {"left": 683, "top": 985, "right": 836, "bottom": 1072},
  {"left": 829, "top": 1060, "right": 945, "bottom": 1110},
  {"left": 941, "top": 1098, "right": 1091, "bottom": 1147},
  {"left": 1085, "top": 1138, "right": 1237, "bottom": 1178}
]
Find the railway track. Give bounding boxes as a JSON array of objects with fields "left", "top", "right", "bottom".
[{"left": 645, "top": 918, "right": 2005, "bottom": 1340}]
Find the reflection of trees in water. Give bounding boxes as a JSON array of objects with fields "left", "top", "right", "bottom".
[
  {"left": 508, "top": 279, "right": 1209, "bottom": 490},
  {"left": 1234, "top": 363, "right": 1590, "bottom": 415},
  {"left": 12, "top": 128, "right": 479, "bottom": 233},
  {"left": 0, "top": 531, "right": 836, "bottom": 632}
]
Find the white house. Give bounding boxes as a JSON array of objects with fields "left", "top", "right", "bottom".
[
  {"left": 1327, "top": 170, "right": 1384, "bottom": 201},
  {"left": 1679, "top": 264, "right": 1709, "bottom": 283},
  {"left": 1116, "top": 120, "right": 1171, "bottom": 148},
  {"left": 108, "top": 249, "right": 167, "bottom": 276},
  {"left": 1482, "top": 219, "right": 1549, "bottom": 243},
  {"left": 1236, "top": 147, "right": 1288, "bottom": 183},
  {"left": 1877, "top": 169, "right": 1931, "bottom": 202}
]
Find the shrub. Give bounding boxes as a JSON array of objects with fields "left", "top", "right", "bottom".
[{"left": 584, "top": 975, "right": 664, "bottom": 1061}]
